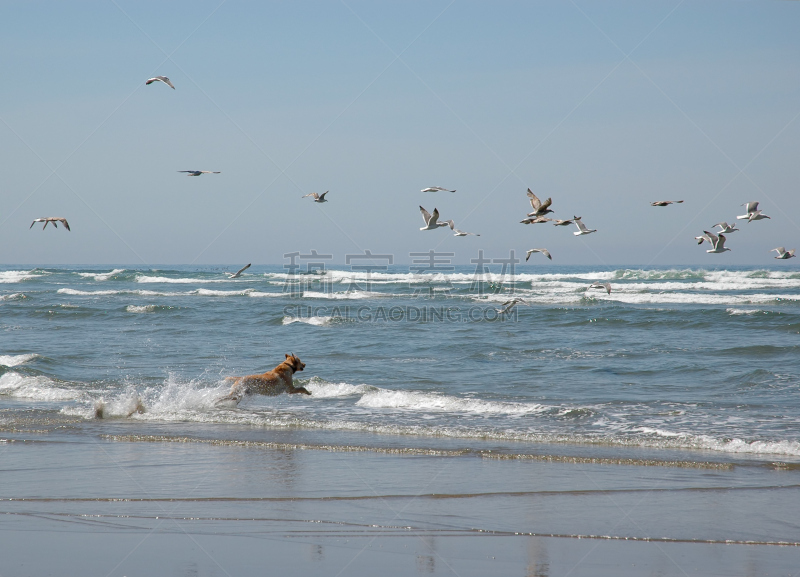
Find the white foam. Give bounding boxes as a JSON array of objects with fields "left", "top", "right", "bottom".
[
  {"left": 0, "top": 353, "right": 39, "bottom": 367},
  {"left": 282, "top": 316, "right": 333, "bottom": 326},
  {"left": 77, "top": 269, "right": 125, "bottom": 281},
  {"left": 355, "top": 389, "right": 548, "bottom": 415},
  {"left": 726, "top": 308, "right": 763, "bottom": 316},
  {"left": 0, "top": 372, "right": 83, "bottom": 401},
  {"left": 58, "top": 288, "right": 126, "bottom": 296},
  {"left": 0, "top": 270, "right": 39, "bottom": 284},
  {"left": 194, "top": 288, "right": 255, "bottom": 297},
  {"left": 137, "top": 275, "right": 229, "bottom": 284},
  {"left": 302, "top": 290, "right": 394, "bottom": 300},
  {"left": 0, "top": 293, "right": 26, "bottom": 301},
  {"left": 126, "top": 305, "right": 157, "bottom": 313},
  {"left": 304, "top": 378, "right": 376, "bottom": 398},
  {"left": 57, "top": 288, "right": 184, "bottom": 297},
  {"left": 695, "top": 436, "right": 800, "bottom": 457}
]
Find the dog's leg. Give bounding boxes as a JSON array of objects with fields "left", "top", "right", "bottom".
[
  {"left": 126, "top": 398, "right": 145, "bottom": 417},
  {"left": 216, "top": 378, "right": 244, "bottom": 405}
]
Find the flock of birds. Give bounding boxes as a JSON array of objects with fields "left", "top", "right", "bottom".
[
  {"left": 27, "top": 75, "right": 795, "bottom": 300},
  {"left": 691, "top": 201, "right": 795, "bottom": 259}
]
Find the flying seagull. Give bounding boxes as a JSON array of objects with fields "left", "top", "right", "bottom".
[
  {"left": 588, "top": 281, "right": 611, "bottom": 294},
  {"left": 445, "top": 220, "right": 479, "bottom": 236},
  {"left": 703, "top": 230, "right": 731, "bottom": 254},
  {"left": 651, "top": 200, "right": 684, "bottom": 207},
  {"left": 496, "top": 298, "right": 527, "bottom": 315},
  {"left": 228, "top": 264, "right": 252, "bottom": 278},
  {"left": 695, "top": 232, "right": 714, "bottom": 245},
  {"left": 178, "top": 170, "right": 220, "bottom": 176},
  {"left": 573, "top": 216, "right": 597, "bottom": 236},
  {"left": 145, "top": 76, "right": 175, "bottom": 89},
  {"left": 30, "top": 217, "right": 70, "bottom": 231},
  {"left": 520, "top": 216, "right": 552, "bottom": 225},
  {"left": 552, "top": 219, "right": 574, "bottom": 226},
  {"left": 737, "top": 202, "right": 771, "bottom": 222},
  {"left": 713, "top": 222, "right": 739, "bottom": 234},
  {"left": 302, "top": 191, "right": 329, "bottom": 203},
  {"left": 526, "top": 189, "right": 553, "bottom": 217},
  {"left": 525, "top": 248, "right": 552, "bottom": 261},
  {"left": 419, "top": 206, "right": 449, "bottom": 231},
  {"left": 421, "top": 186, "right": 456, "bottom": 193},
  {"left": 771, "top": 247, "right": 796, "bottom": 260}
]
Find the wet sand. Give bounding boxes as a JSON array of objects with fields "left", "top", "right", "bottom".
[{"left": 2, "top": 433, "right": 798, "bottom": 576}]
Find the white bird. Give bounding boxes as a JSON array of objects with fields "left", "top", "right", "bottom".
[
  {"left": 651, "top": 200, "right": 684, "bottom": 206},
  {"left": 737, "top": 202, "right": 771, "bottom": 222},
  {"left": 421, "top": 186, "right": 456, "bottom": 193},
  {"left": 419, "top": 206, "right": 449, "bottom": 231},
  {"left": 302, "top": 191, "right": 329, "bottom": 203},
  {"left": 496, "top": 298, "right": 527, "bottom": 314},
  {"left": 178, "top": 170, "right": 220, "bottom": 176},
  {"left": 746, "top": 210, "right": 771, "bottom": 222},
  {"left": 520, "top": 216, "right": 552, "bottom": 225},
  {"left": 573, "top": 216, "right": 597, "bottom": 236},
  {"left": 30, "top": 217, "right": 70, "bottom": 231},
  {"left": 525, "top": 248, "right": 552, "bottom": 261},
  {"left": 703, "top": 230, "right": 731, "bottom": 254},
  {"left": 771, "top": 247, "right": 796, "bottom": 260},
  {"left": 588, "top": 282, "right": 611, "bottom": 294},
  {"left": 445, "top": 220, "right": 479, "bottom": 236},
  {"left": 713, "top": 222, "right": 739, "bottom": 234},
  {"left": 526, "top": 189, "right": 553, "bottom": 217},
  {"left": 227, "top": 264, "right": 251, "bottom": 278},
  {"left": 145, "top": 76, "right": 175, "bottom": 89},
  {"left": 694, "top": 232, "right": 714, "bottom": 245}
]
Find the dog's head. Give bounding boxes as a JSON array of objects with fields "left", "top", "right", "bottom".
[{"left": 284, "top": 353, "right": 305, "bottom": 373}]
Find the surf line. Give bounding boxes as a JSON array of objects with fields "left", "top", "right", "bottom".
[{"left": 101, "top": 435, "right": 732, "bottom": 469}]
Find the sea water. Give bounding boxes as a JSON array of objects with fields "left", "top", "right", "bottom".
[{"left": 1, "top": 264, "right": 799, "bottom": 575}]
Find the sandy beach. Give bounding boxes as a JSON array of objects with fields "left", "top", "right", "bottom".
[{"left": 3, "top": 424, "right": 798, "bottom": 576}]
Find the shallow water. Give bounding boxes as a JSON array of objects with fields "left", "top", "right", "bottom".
[{"left": 2, "top": 264, "right": 799, "bottom": 461}]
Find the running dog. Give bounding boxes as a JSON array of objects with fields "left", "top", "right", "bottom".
[{"left": 217, "top": 353, "right": 310, "bottom": 404}]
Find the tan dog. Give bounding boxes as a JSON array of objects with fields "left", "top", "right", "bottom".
[{"left": 218, "top": 353, "right": 310, "bottom": 404}]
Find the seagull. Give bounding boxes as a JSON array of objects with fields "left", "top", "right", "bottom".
[
  {"left": 227, "top": 264, "right": 252, "bottom": 278},
  {"left": 421, "top": 186, "right": 456, "bottom": 193},
  {"left": 651, "top": 200, "right": 684, "bottom": 206},
  {"left": 737, "top": 202, "right": 771, "bottom": 222},
  {"left": 703, "top": 230, "right": 731, "bottom": 254},
  {"left": 520, "top": 216, "right": 552, "bottom": 225},
  {"left": 746, "top": 210, "right": 771, "bottom": 222},
  {"left": 588, "top": 282, "right": 611, "bottom": 294},
  {"left": 552, "top": 219, "right": 574, "bottom": 226},
  {"left": 525, "top": 248, "right": 552, "bottom": 261},
  {"left": 694, "top": 232, "right": 714, "bottom": 245},
  {"left": 302, "top": 191, "right": 329, "bottom": 203},
  {"left": 713, "top": 222, "right": 739, "bottom": 234},
  {"left": 419, "top": 206, "right": 449, "bottom": 231},
  {"left": 178, "top": 170, "right": 220, "bottom": 176},
  {"left": 771, "top": 247, "right": 796, "bottom": 260},
  {"left": 526, "top": 189, "right": 553, "bottom": 217},
  {"left": 496, "top": 298, "right": 527, "bottom": 314},
  {"left": 145, "top": 76, "right": 175, "bottom": 89},
  {"left": 445, "top": 220, "right": 479, "bottom": 236},
  {"left": 30, "top": 217, "right": 70, "bottom": 231},
  {"left": 573, "top": 216, "right": 597, "bottom": 236}
]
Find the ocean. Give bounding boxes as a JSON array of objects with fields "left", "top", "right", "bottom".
[{"left": 2, "top": 264, "right": 799, "bottom": 575}]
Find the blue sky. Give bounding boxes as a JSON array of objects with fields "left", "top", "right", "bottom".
[{"left": 1, "top": 1, "right": 798, "bottom": 265}]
